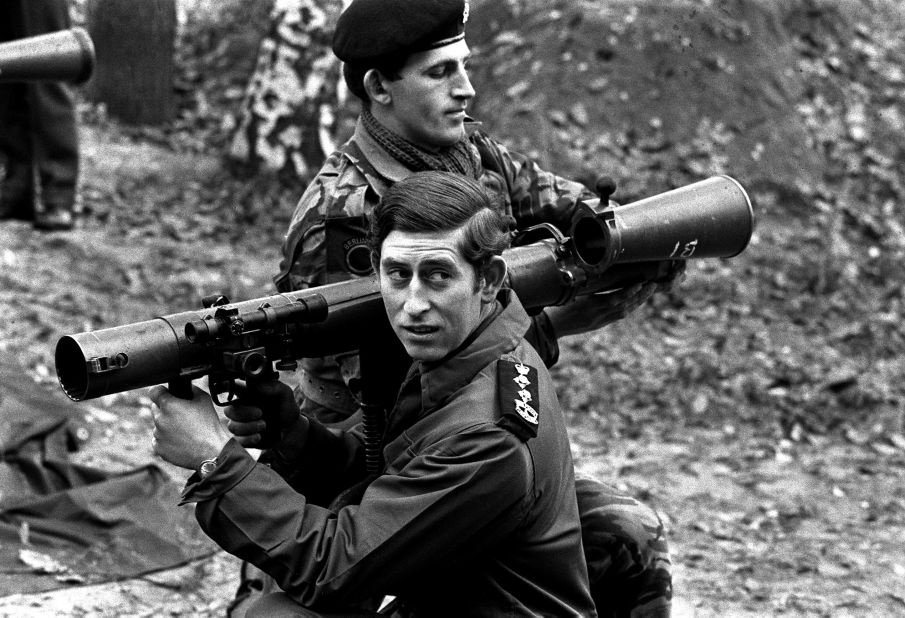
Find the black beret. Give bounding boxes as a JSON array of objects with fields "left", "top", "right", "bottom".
[{"left": 332, "top": 0, "right": 470, "bottom": 65}]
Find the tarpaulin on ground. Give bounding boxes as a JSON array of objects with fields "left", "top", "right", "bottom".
[{"left": 0, "top": 365, "right": 218, "bottom": 596}]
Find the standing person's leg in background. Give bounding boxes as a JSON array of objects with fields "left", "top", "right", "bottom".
[
  {"left": 0, "top": 0, "right": 79, "bottom": 230},
  {"left": 0, "top": 2, "right": 35, "bottom": 222}
]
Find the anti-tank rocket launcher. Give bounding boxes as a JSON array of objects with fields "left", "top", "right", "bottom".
[
  {"left": 55, "top": 175, "right": 754, "bottom": 406},
  {"left": 505, "top": 174, "right": 753, "bottom": 307}
]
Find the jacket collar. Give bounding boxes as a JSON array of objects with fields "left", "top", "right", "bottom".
[
  {"left": 346, "top": 118, "right": 411, "bottom": 189},
  {"left": 418, "top": 289, "right": 530, "bottom": 412},
  {"left": 343, "top": 116, "right": 485, "bottom": 197}
]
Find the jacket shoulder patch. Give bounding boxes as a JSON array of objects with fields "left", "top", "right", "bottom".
[
  {"left": 325, "top": 215, "right": 373, "bottom": 278},
  {"left": 496, "top": 360, "right": 539, "bottom": 441}
]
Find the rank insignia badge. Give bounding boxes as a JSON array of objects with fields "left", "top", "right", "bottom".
[{"left": 497, "top": 360, "right": 539, "bottom": 440}]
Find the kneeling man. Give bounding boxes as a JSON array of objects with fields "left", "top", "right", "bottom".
[{"left": 149, "top": 170, "right": 596, "bottom": 616}]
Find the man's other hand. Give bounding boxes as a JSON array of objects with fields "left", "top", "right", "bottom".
[
  {"left": 545, "top": 282, "right": 658, "bottom": 338},
  {"left": 545, "top": 260, "right": 686, "bottom": 338},
  {"left": 223, "top": 379, "right": 300, "bottom": 449}
]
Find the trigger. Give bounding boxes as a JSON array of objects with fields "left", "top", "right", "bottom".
[{"left": 211, "top": 380, "right": 238, "bottom": 407}]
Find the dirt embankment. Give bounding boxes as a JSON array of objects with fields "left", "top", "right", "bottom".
[{"left": 469, "top": 0, "right": 905, "bottom": 433}]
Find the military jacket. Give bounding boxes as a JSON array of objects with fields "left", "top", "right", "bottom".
[
  {"left": 182, "top": 292, "right": 596, "bottom": 617},
  {"left": 273, "top": 118, "right": 596, "bottom": 416}
]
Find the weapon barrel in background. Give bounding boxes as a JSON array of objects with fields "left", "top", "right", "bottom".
[
  {"left": 506, "top": 175, "right": 754, "bottom": 305},
  {"left": 55, "top": 176, "right": 755, "bottom": 402},
  {"left": 0, "top": 27, "right": 96, "bottom": 84},
  {"left": 571, "top": 175, "right": 753, "bottom": 268}
]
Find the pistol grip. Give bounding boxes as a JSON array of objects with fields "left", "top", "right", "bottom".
[
  {"left": 249, "top": 369, "right": 282, "bottom": 448},
  {"left": 168, "top": 378, "right": 194, "bottom": 400}
]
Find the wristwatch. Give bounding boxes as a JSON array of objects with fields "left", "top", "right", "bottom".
[{"left": 198, "top": 457, "right": 218, "bottom": 480}]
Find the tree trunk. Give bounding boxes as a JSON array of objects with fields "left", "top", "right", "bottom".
[
  {"left": 85, "top": 0, "right": 176, "bottom": 125},
  {"left": 228, "top": 0, "right": 356, "bottom": 185}
]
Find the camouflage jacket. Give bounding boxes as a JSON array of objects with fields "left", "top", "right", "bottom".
[{"left": 273, "top": 117, "right": 597, "bottom": 417}]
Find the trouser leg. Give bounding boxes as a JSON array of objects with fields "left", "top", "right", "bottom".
[
  {"left": 576, "top": 476, "right": 673, "bottom": 618},
  {"left": 0, "top": 2, "right": 35, "bottom": 219}
]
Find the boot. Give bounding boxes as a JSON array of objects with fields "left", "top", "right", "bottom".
[
  {"left": 33, "top": 188, "right": 75, "bottom": 231},
  {"left": 33, "top": 202, "right": 74, "bottom": 230}
]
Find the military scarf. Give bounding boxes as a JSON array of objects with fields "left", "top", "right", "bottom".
[{"left": 361, "top": 108, "right": 481, "bottom": 179}]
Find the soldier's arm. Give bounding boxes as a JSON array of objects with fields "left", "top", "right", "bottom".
[
  {"left": 474, "top": 133, "right": 597, "bottom": 233},
  {"left": 189, "top": 428, "right": 531, "bottom": 608},
  {"left": 274, "top": 190, "right": 330, "bottom": 293}
]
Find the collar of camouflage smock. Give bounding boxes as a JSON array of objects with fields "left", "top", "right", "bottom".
[
  {"left": 360, "top": 109, "right": 481, "bottom": 179},
  {"left": 344, "top": 115, "right": 484, "bottom": 193},
  {"left": 417, "top": 289, "right": 531, "bottom": 412}
]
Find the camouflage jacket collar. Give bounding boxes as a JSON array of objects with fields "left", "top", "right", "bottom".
[
  {"left": 344, "top": 118, "right": 411, "bottom": 191},
  {"left": 341, "top": 115, "right": 485, "bottom": 198}
]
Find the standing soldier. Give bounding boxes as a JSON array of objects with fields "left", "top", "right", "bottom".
[{"left": 0, "top": 0, "right": 79, "bottom": 230}]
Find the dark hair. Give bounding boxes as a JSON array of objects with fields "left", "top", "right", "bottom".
[
  {"left": 369, "top": 171, "right": 512, "bottom": 278},
  {"left": 343, "top": 57, "right": 407, "bottom": 106}
]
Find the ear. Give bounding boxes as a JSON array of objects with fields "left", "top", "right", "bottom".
[
  {"left": 479, "top": 256, "right": 507, "bottom": 303},
  {"left": 363, "top": 69, "right": 392, "bottom": 106}
]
